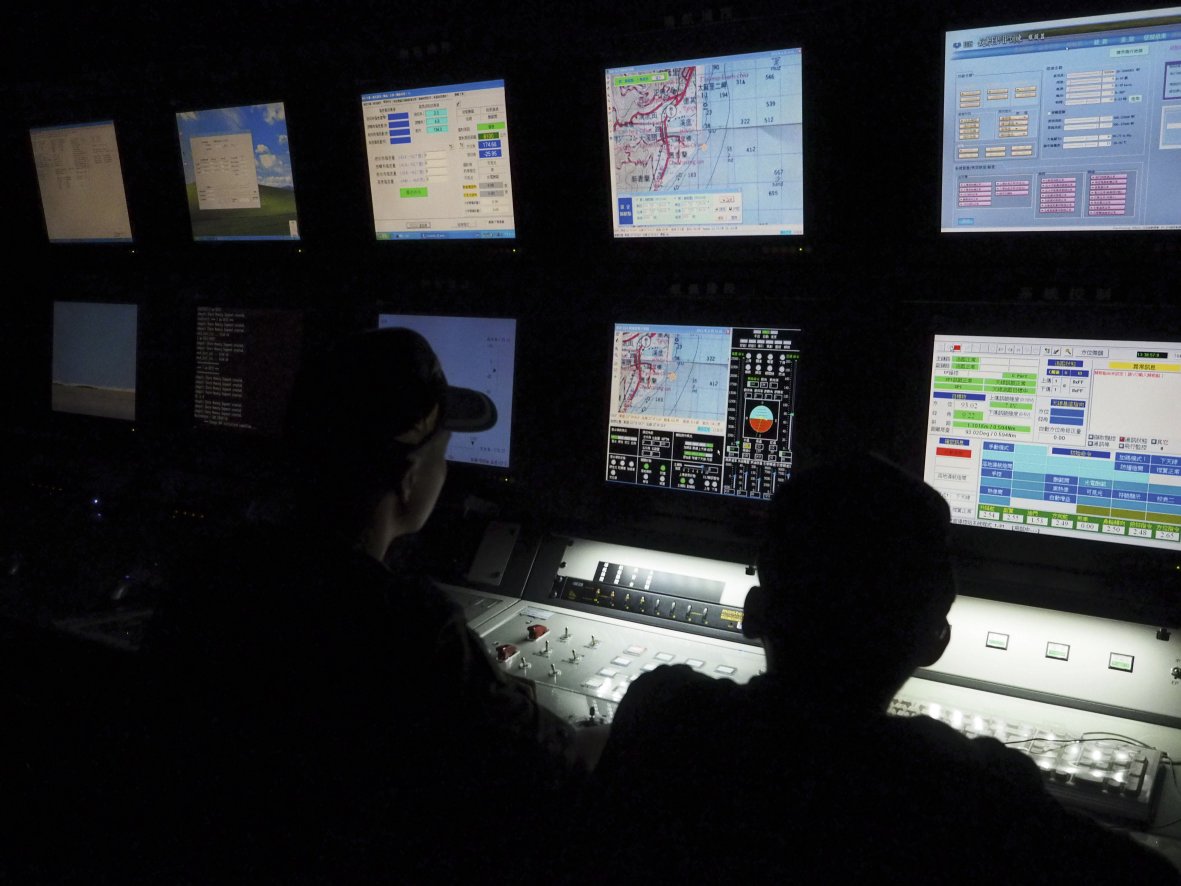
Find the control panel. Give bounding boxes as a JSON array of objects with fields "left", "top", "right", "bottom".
[
  {"left": 477, "top": 600, "right": 766, "bottom": 726},
  {"left": 472, "top": 536, "right": 766, "bottom": 725}
]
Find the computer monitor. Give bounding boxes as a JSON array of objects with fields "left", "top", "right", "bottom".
[
  {"left": 30, "top": 121, "right": 133, "bottom": 244},
  {"left": 361, "top": 80, "right": 517, "bottom": 240},
  {"left": 174, "top": 102, "right": 300, "bottom": 241},
  {"left": 605, "top": 48, "right": 804, "bottom": 238},
  {"left": 942, "top": 8, "right": 1181, "bottom": 232},
  {"left": 606, "top": 323, "right": 799, "bottom": 499},
  {"left": 51, "top": 301, "right": 138, "bottom": 421},
  {"left": 193, "top": 306, "right": 304, "bottom": 435},
  {"left": 923, "top": 333, "right": 1181, "bottom": 552},
  {"left": 375, "top": 313, "right": 515, "bottom": 468}
]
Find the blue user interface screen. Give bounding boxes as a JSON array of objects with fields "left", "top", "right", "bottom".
[
  {"left": 376, "top": 313, "right": 516, "bottom": 468},
  {"left": 942, "top": 8, "right": 1181, "bottom": 231},
  {"left": 605, "top": 49, "right": 804, "bottom": 238},
  {"left": 923, "top": 333, "right": 1181, "bottom": 552}
]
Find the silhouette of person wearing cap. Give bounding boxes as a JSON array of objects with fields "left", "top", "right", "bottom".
[
  {"left": 137, "top": 328, "right": 577, "bottom": 884},
  {"left": 580, "top": 454, "right": 1178, "bottom": 884}
]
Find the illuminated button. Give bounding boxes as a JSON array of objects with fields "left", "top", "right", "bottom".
[
  {"left": 582, "top": 677, "right": 606, "bottom": 690},
  {"left": 597, "top": 667, "right": 619, "bottom": 678},
  {"left": 641, "top": 662, "right": 660, "bottom": 672},
  {"left": 611, "top": 656, "right": 633, "bottom": 667},
  {"left": 624, "top": 645, "right": 646, "bottom": 656},
  {"left": 714, "top": 665, "right": 737, "bottom": 676},
  {"left": 686, "top": 659, "right": 705, "bottom": 669},
  {"left": 495, "top": 644, "right": 518, "bottom": 662},
  {"left": 527, "top": 624, "right": 549, "bottom": 641},
  {"left": 654, "top": 652, "right": 675, "bottom": 662}
]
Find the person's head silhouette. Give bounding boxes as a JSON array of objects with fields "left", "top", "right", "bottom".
[
  {"left": 283, "top": 327, "right": 496, "bottom": 559},
  {"left": 744, "top": 453, "right": 956, "bottom": 708}
]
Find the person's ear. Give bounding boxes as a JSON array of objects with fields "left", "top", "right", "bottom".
[
  {"left": 396, "top": 456, "right": 421, "bottom": 508},
  {"left": 914, "top": 619, "right": 951, "bottom": 667},
  {"left": 742, "top": 585, "right": 768, "bottom": 640}
]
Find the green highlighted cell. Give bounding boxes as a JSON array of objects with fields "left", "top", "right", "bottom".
[
  {"left": 1002, "top": 372, "right": 1037, "bottom": 380},
  {"left": 988, "top": 400, "right": 1033, "bottom": 410},
  {"left": 424, "top": 109, "right": 448, "bottom": 118},
  {"left": 400, "top": 187, "right": 429, "bottom": 198},
  {"left": 951, "top": 357, "right": 980, "bottom": 368},
  {"left": 613, "top": 72, "right": 671, "bottom": 86},
  {"left": 953, "top": 410, "right": 984, "bottom": 420},
  {"left": 952, "top": 421, "right": 1031, "bottom": 432},
  {"left": 977, "top": 504, "right": 1180, "bottom": 542},
  {"left": 477, "top": 122, "right": 505, "bottom": 131},
  {"left": 426, "top": 124, "right": 449, "bottom": 134}
]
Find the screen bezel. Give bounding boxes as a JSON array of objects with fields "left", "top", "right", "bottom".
[{"left": 891, "top": 298, "right": 1181, "bottom": 627}]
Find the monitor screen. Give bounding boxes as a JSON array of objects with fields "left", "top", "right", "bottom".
[
  {"left": 605, "top": 48, "right": 804, "bottom": 238},
  {"left": 361, "top": 80, "right": 517, "bottom": 240},
  {"left": 175, "top": 102, "right": 300, "bottom": 241},
  {"left": 942, "top": 8, "right": 1181, "bottom": 232},
  {"left": 923, "top": 333, "right": 1181, "bottom": 552},
  {"left": 30, "top": 121, "right": 133, "bottom": 244},
  {"left": 193, "top": 306, "right": 304, "bottom": 435},
  {"left": 606, "top": 323, "right": 799, "bottom": 499},
  {"left": 51, "top": 301, "right": 138, "bottom": 421},
  {"left": 375, "top": 314, "right": 515, "bottom": 468}
]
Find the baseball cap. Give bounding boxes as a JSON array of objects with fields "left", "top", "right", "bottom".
[{"left": 285, "top": 327, "right": 496, "bottom": 467}]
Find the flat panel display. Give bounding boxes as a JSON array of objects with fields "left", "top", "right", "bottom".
[
  {"left": 942, "top": 8, "right": 1181, "bottom": 232},
  {"left": 376, "top": 313, "right": 515, "bottom": 468},
  {"left": 193, "top": 306, "right": 304, "bottom": 435},
  {"left": 923, "top": 333, "right": 1181, "bottom": 552},
  {"left": 605, "top": 49, "right": 804, "bottom": 238},
  {"left": 175, "top": 102, "right": 300, "bottom": 241},
  {"left": 606, "top": 323, "right": 799, "bottom": 499},
  {"left": 30, "top": 121, "right": 133, "bottom": 244},
  {"left": 361, "top": 80, "right": 516, "bottom": 240},
  {"left": 51, "top": 301, "right": 138, "bottom": 421}
]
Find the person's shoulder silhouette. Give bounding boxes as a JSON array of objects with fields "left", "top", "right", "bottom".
[
  {"left": 138, "top": 328, "right": 574, "bottom": 883},
  {"left": 584, "top": 453, "right": 1178, "bottom": 884}
]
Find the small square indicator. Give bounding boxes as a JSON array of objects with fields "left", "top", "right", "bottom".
[
  {"left": 986, "top": 632, "right": 1010, "bottom": 650},
  {"left": 1108, "top": 652, "right": 1135, "bottom": 672},
  {"left": 1045, "top": 642, "right": 1070, "bottom": 661}
]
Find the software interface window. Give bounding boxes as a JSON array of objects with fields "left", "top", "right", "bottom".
[
  {"left": 606, "top": 324, "right": 799, "bottom": 499},
  {"left": 174, "top": 102, "right": 300, "bottom": 241},
  {"left": 605, "top": 49, "right": 804, "bottom": 238},
  {"left": 376, "top": 314, "right": 515, "bottom": 468},
  {"left": 923, "top": 334, "right": 1181, "bottom": 551},
  {"left": 193, "top": 306, "right": 304, "bottom": 435},
  {"left": 30, "top": 121, "right": 133, "bottom": 244},
  {"left": 942, "top": 8, "right": 1181, "bottom": 231},
  {"left": 361, "top": 80, "right": 516, "bottom": 240}
]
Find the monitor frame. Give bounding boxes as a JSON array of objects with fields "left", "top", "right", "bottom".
[{"left": 892, "top": 298, "right": 1181, "bottom": 628}]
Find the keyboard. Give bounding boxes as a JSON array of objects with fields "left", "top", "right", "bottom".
[{"left": 888, "top": 693, "right": 1166, "bottom": 823}]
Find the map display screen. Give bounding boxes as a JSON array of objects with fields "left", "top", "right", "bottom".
[
  {"left": 923, "top": 333, "right": 1181, "bottom": 551},
  {"left": 605, "top": 49, "right": 804, "bottom": 238},
  {"left": 942, "top": 8, "right": 1181, "bottom": 232},
  {"left": 606, "top": 323, "right": 799, "bottom": 499}
]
